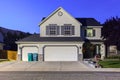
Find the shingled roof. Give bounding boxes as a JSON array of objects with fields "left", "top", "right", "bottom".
[
  {"left": 76, "top": 18, "right": 101, "bottom": 26},
  {"left": 16, "top": 34, "right": 104, "bottom": 43},
  {"left": 16, "top": 34, "right": 83, "bottom": 43}
]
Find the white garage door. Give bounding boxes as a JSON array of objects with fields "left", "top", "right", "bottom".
[
  {"left": 44, "top": 46, "right": 78, "bottom": 61},
  {"left": 22, "top": 47, "right": 38, "bottom": 61}
]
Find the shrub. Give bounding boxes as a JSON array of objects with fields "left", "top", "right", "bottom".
[{"left": 107, "top": 54, "right": 120, "bottom": 60}]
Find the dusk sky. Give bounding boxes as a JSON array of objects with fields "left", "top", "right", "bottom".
[{"left": 0, "top": 0, "right": 120, "bottom": 33}]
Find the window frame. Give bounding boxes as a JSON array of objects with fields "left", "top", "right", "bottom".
[
  {"left": 64, "top": 26, "right": 71, "bottom": 35},
  {"left": 62, "top": 24, "right": 74, "bottom": 35},
  {"left": 85, "top": 28, "right": 95, "bottom": 37},
  {"left": 46, "top": 24, "right": 59, "bottom": 35},
  {"left": 49, "top": 26, "right": 57, "bottom": 35}
]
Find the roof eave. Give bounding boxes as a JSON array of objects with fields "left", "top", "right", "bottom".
[
  {"left": 16, "top": 41, "right": 84, "bottom": 44},
  {"left": 38, "top": 7, "right": 62, "bottom": 26}
]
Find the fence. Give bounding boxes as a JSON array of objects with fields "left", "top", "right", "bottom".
[{"left": 0, "top": 50, "right": 17, "bottom": 60}]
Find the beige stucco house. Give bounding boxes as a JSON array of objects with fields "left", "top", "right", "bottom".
[{"left": 16, "top": 7, "right": 105, "bottom": 61}]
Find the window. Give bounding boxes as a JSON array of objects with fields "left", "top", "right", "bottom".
[
  {"left": 85, "top": 28, "right": 95, "bottom": 37},
  {"left": 49, "top": 26, "right": 56, "bottom": 35},
  {"left": 64, "top": 26, "right": 71, "bottom": 35},
  {"left": 61, "top": 24, "right": 74, "bottom": 35},
  {"left": 46, "top": 24, "right": 59, "bottom": 35}
]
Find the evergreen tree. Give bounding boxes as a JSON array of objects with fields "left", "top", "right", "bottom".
[
  {"left": 102, "top": 16, "right": 120, "bottom": 50},
  {"left": 4, "top": 31, "right": 31, "bottom": 51}
]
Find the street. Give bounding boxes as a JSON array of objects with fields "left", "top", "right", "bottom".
[{"left": 0, "top": 71, "right": 120, "bottom": 80}]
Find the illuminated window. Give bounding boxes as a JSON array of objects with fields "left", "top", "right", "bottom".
[{"left": 85, "top": 28, "right": 95, "bottom": 37}]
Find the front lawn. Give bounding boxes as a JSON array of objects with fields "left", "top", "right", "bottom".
[
  {"left": 0, "top": 59, "right": 9, "bottom": 63},
  {"left": 99, "top": 59, "right": 120, "bottom": 68}
]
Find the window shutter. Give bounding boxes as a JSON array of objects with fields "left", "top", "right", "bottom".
[
  {"left": 93, "top": 29, "right": 95, "bottom": 36},
  {"left": 84, "top": 29, "right": 86, "bottom": 37},
  {"left": 46, "top": 26, "right": 49, "bottom": 35},
  {"left": 61, "top": 26, "right": 64, "bottom": 35},
  {"left": 57, "top": 26, "right": 59, "bottom": 35},
  {"left": 72, "top": 26, "right": 75, "bottom": 35}
]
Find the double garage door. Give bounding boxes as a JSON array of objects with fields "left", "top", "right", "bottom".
[
  {"left": 44, "top": 46, "right": 78, "bottom": 61},
  {"left": 22, "top": 46, "right": 78, "bottom": 61}
]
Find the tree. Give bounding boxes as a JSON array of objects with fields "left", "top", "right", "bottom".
[
  {"left": 4, "top": 31, "right": 31, "bottom": 51},
  {"left": 102, "top": 16, "right": 120, "bottom": 50},
  {"left": 82, "top": 39, "right": 95, "bottom": 58}
]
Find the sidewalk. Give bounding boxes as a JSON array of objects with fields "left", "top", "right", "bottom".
[{"left": 0, "top": 61, "right": 120, "bottom": 72}]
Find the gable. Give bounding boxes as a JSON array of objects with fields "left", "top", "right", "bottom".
[{"left": 39, "top": 7, "right": 82, "bottom": 27}]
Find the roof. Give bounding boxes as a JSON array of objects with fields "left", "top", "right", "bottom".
[
  {"left": 39, "top": 7, "right": 61, "bottom": 26},
  {"left": 16, "top": 34, "right": 104, "bottom": 43},
  {"left": 39, "top": 7, "right": 102, "bottom": 26},
  {"left": 16, "top": 34, "right": 83, "bottom": 43},
  {"left": 76, "top": 18, "right": 102, "bottom": 26}
]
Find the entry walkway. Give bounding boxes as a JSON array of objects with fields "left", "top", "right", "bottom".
[{"left": 0, "top": 61, "right": 120, "bottom": 72}]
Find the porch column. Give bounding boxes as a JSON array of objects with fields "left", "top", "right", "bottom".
[
  {"left": 100, "top": 44, "right": 105, "bottom": 60},
  {"left": 17, "top": 46, "right": 22, "bottom": 61},
  {"left": 96, "top": 45, "right": 99, "bottom": 54},
  {"left": 20, "top": 47, "right": 22, "bottom": 61}
]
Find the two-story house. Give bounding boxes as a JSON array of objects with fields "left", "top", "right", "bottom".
[{"left": 16, "top": 7, "right": 105, "bottom": 61}]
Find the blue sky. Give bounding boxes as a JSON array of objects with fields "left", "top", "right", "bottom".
[{"left": 0, "top": 0, "right": 120, "bottom": 33}]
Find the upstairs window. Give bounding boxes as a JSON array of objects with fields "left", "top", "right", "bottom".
[
  {"left": 46, "top": 24, "right": 59, "bottom": 35},
  {"left": 64, "top": 26, "right": 71, "bottom": 35},
  {"left": 85, "top": 28, "right": 95, "bottom": 37},
  {"left": 49, "top": 26, "right": 56, "bottom": 35},
  {"left": 61, "top": 24, "right": 74, "bottom": 35}
]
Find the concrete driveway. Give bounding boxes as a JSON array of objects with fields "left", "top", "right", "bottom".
[
  {"left": 0, "top": 61, "right": 90, "bottom": 71},
  {"left": 0, "top": 61, "right": 120, "bottom": 72}
]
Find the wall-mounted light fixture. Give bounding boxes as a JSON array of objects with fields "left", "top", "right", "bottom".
[{"left": 80, "top": 46, "right": 81, "bottom": 49}]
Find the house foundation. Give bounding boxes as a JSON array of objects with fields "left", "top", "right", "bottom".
[
  {"left": 78, "top": 54, "right": 83, "bottom": 61},
  {"left": 17, "top": 54, "right": 21, "bottom": 61}
]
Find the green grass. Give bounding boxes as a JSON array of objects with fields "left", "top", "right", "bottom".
[
  {"left": 99, "top": 59, "right": 120, "bottom": 68},
  {"left": 0, "top": 59, "right": 10, "bottom": 63}
]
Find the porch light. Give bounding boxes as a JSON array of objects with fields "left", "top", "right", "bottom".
[{"left": 80, "top": 47, "right": 81, "bottom": 49}]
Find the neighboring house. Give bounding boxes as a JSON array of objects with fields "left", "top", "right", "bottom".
[
  {"left": 108, "top": 45, "right": 118, "bottom": 55},
  {"left": 16, "top": 7, "right": 105, "bottom": 61}
]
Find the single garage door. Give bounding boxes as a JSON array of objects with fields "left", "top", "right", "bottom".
[
  {"left": 22, "top": 46, "right": 38, "bottom": 61},
  {"left": 44, "top": 46, "right": 78, "bottom": 61}
]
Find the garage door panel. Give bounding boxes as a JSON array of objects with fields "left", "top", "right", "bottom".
[
  {"left": 44, "top": 46, "right": 78, "bottom": 61},
  {"left": 22, "top": 47, "right": 38, "bottom": 61}
]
